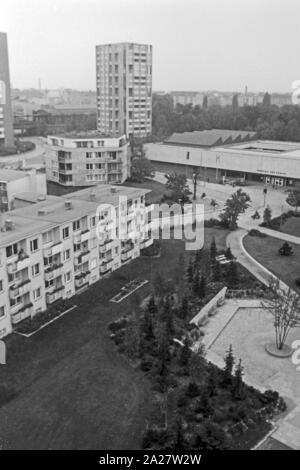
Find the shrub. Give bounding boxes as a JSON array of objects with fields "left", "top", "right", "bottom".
[{"left": 186, "top": 381, "right": 200, "bottom": 398}]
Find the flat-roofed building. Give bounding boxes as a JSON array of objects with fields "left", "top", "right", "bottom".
[
  {"left": 0, "top": 184, "right": 153, "bottom": 338},
  {"left": 0, "top": 32, "right": 14, "bottom": 148},
  {"left": 96, "top": 42, "right": 152, "bottom": 138},
  {"left": 45, "top": 132, "right": 130, "bottom": 187},
  {"left": 0, "top": 169, "right": 47, "bottom": 213},
  {"left": 145, "top": 129, "right": 300, "bottom": 188}
]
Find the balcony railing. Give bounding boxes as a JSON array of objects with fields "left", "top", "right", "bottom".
[
  {"left": 7, "top": 255, "right": 30, "bottom": 274},
  {"left": 44, "top": 263, "right": 63, "bottom": 281},
  {"left": 46, "top": 286, "right": 65, "bottom": 304},
  {"left": 9, "top": 279, "right": 31, "bottom": 299},
  {"left": 11, "top": 302, "right": 33, "bottom": 324}
]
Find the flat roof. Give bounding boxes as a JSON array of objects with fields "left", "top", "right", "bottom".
[
  {"left": 0, "top": 169, "right": 30, "bottom": 183},
  {"left": 164, "top": 129, "right": 257, "bottom": 148},
  {"left": 0, "top": 184, "right": 150, "bottom": 247},
  {"left": 48, "top": 132, "right": 124, "bottom": 140}
]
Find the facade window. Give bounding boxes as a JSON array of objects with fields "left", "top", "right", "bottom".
[
  {"left": 63, "top": 249, "right": 71, "bottom": 261},
  {"left": 0, "top": 306, "right": 5, "bottom": 318},
  {"left": 6, "top": 243, "right": 18, "bottom": 258},
  {"left": 90, "top": 216, "right": 96, "bottom": 227},
  {"left": 62, "top": 227, "right": 70, "bottom": 239},
  {"left": 64, "top": 272, "right": 71, "bottom": 283},
  {"left": 0, "top": 280, "right": 2, "bottom": 291},
  {"left": 31, "top": 263, "right": 40, "bottom": 277},
  {"left": 73, "top": 220, "right": 80, "bottom": 231},
  {"left": 33, "top": 287, "right": 41, "bottom": 300},
  {"left": 30, "top": 239, "right": 39, "bottom": 252}
]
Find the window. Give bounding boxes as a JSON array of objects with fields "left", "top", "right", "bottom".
[
  {"left": 90, "top": 258, "right": 97, "bottom": 270},
  {"left": 63, "top": 249, "right": 71, "bottom": 261},
  {"left": 90, "top": 237, "right": 97, "bottom": 249},
  {"left": 30, "top": 239, "right": 39, "bottom": 252},
  {"left": 62, "top": 227, "right": 70, "bottom": 239},
  {"left": 6, "top": 243, "right": 18, "bottom": 258},
  {"left": 0, "top": 280, "right": 3, "bottom": 292},
  {"left": 73, "top": 220, "right": 80, "bottom": 231},
  {"left": 33, "top": 287, "right": 41, "bottom": 301},
  {"left": 64, "top": 272, "right": 71, "bottom": 283},
  {"left": 31, "top": 263, "right": 40, "bottom": 277},
  {"left": 74, "top": 243, "right": 81, "bottom": 253},
  {"left": 90, "top": 216, "right": 96, "bottom": 227},
  {"left": 0, "top": 306, "right": 5, "bottom": 318}
]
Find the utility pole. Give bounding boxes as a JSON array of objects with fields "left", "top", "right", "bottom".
[
  {"left": 193, "top": 172, "right": 197, "bottom": 200},
  {"left": 263, "top": 187, "right": 268, "bottom": 207}
]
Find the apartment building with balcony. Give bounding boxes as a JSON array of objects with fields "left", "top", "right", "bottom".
[
  {"left": 45, "top": 132, "right": 130, "bottom": 187},
  {"left": 0, "top": 169, "right": 47, "bottom": 213},
  {"left": 0, "top": 184, "right": 153, "bottom": 338},
  {"left": 96, "top": 42, "right": 152, "bottom": 138}
]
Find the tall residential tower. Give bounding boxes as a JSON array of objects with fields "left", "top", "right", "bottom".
[
  {"left": 0, "top": 32, "right": 14, "bottom": 149},
  {"left": 96, "top": 42, "right": 152, "bottom": 138}
]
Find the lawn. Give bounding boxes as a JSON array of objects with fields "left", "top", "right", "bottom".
[
  {"left": 120, "top": 178, "right": 166, "bottom": 204},
  {"left": 243, "top": 234, "right": 300, "bottom": 293},
  {"left": 0, "top": 231, "right": 228, "bottom": 450},
  {"left": 280, "top": 216, "right": 300, "bottom": 237}
]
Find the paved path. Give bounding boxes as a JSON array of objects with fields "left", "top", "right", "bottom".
[{"left": 0, "top": 137, "right": 45, "bottom": 169}]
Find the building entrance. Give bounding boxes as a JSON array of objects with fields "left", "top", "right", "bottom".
[{"left": 265, "top": 176, "right": 285, "bottom": 187}]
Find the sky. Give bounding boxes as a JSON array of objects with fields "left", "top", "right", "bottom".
[{"left": 1, "top": 0, "right": 300, "bottom": 93}]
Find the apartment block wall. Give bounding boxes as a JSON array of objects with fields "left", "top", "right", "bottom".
[
  {"left": 0, "top": 191, "right": 153, "bottom": 338},
  {"left": 96, "top": 42, "right": 152, "bottom": 138},
  {"left": 45, "top": 135, "right": 129, "bottom": 187}
]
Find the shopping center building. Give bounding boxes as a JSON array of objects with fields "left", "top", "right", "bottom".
[{"left": 145, "top": 129, "right": 300, "bottom": 188}]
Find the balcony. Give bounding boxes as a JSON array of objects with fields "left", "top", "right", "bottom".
[
  {"left": 7, "top": 255, "right": 30, "bottom": 274},
  {"left": 44, "top": 263, "right": 63, "bottom": 281},
  {"left": 43, "top": 241, "right": 63, "bottom": 258},
  {"left": 46, "top": 286, "right": 65, "bottom": 304},
  {"left": 99, "top": 259, "right": 113, "bottom": 274},
  {"left": 9, "top": 279, "right": 31, "bottom": 299},
  {"left": 75, "top": 271, "right": 90, "bottom": 289},
  {"left": 121, "top": 248, "right": 134, "bottom": 263},
  {"left": 81, "top": 229, "right": 90, "bottom": 242},
  {"left": 11, "top": 303, "right": 33, "bottom": 325},
  {"left": 74, "top": 250, "right": 90, "bottom": 266},
  {"left": 140, "top": 237, "right": 153, "bottom": 249},
  {"left": 99, "top": 239, "right": 114, "bottom": 253}
]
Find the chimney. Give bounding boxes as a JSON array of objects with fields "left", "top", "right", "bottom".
[
  {"left": 5, "top": 219, "right": 14, "bottom": 231},
  {"left": 65, "top": 200, "right": 72, "bottom": 210}
]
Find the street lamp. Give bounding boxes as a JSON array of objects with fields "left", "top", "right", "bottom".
[
  {"left": 263, "top": 187, "right": 268, "bottom": 207},
  {"left": 193, "top": 172, "right": 198, "bottom": 201}
]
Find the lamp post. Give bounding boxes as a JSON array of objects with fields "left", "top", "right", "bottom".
[
  {"left": 263, "top": 187, "right": 268, "bottom": 207},
  {"left": 193, "top": 172, "right": 197, "bottom": 201}
]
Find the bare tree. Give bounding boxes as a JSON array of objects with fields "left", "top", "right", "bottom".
[{"left": 262, "top": 278, "right": 300, "bottom": 350}]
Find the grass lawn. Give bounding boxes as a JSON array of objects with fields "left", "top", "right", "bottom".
[
  {"left": 120, "top": 179, "right": 166, "bottom": 204},
  {"left": 0, "top": 230, "right": 228, "bottom": 450},
  {"left": 279, "top": 216, "right": 300, "bottom": 237},
  {"left": 243, "top": 234, "right": 300, "bottom": 293}
]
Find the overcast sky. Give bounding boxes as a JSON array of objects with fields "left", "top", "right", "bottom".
[{"left": 1, "top": 0, "right": 299, "bottom": 93}]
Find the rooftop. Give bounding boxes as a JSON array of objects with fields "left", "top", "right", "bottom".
[
  {"left": 0, "top": 184, "right": 150, "bottom": 247},
  {"left": 0, "top": 169, "right": 32, "bottom": 183},
  {"left": 48, "top": 131, "right": 125, "bottom": 140},
  {"left": 164, "top": 129, "right": 257, "bottom": 148}
]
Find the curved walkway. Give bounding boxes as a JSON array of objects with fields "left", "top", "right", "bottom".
[{"left": 226, "top": 228, "right": 300, "bottom": 450}]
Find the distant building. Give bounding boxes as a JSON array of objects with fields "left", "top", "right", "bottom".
[
  {"left": 0, "top": 169, "right": 47, "bottom": 213},
  {"left": 171, "top": 91, "right": 204, "bottom": 107},
  {"left": 146, "top": 129, "right": 300, "bottom": 188},
  {"left": 96, "top": 42, "right": 152, "bottom": 138},
  {"left": 45, "top": 132, "right": 129, "bottom": 187},
  {"left": 0, "top": 32, "right": 14, "bottom": 148}
]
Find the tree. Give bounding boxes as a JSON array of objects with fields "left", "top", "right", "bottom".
[
  {"left": 178, "top": 295, "right": 189, "bottom": 320},
  {"left": 263, "top": 92, "right": 271, "bottom": 107},
  {"left": 212, "top": 261, "right": 221, "bottom": 282},
  {"left": 286, "top": 189, "right": 300, "bottom": 212},
  {"left": 262, "top": 278, "right": 300, "bottom": 351},
  {"left": 220, "top": 189, "right": 251, "bottom": 230},
  {"left": 179, "top": 338, "right": 192, "bottom": 367},
  {"left": 226, "top": 261, "right": 238, "bottom": 287},
  {"left": 187, "top": 259, "right": 194, "bottom": 284},
  {"left": 278, "top": 242, "right": 293, "bottom": 256},
  {"left": 165, "top": 172, "right": 191, "bottom": 203},
  {"left": 223, "top": 344, "right": 235, "bottom": 384},
  {"left": 263, "top": 205, "right": 272, "bottom": 226},
  {"left": 193, "top": 270, "right": 201, "bottom": 297},
  {"left": 131, "top": 155, "right": 154, "bottom": 182},
  {"left": 210, "top": 236, "right": 217, "bottom": 262},
  {"left": 232, "top": 93, "right": 239, "bottom": 110},
  {"left": 199, "top": 275, "right": 206, "bottom": 299},
  {"left": 225, "top": 246, "right": 234, "bottom": 260},
  {"left": 162, "top": 297, "right": 174, "bottom": 336},
  {"left": 143, "top": 296, "right": 157, "bottom": 340},
  {"left": 232, "top": 359, "right": 244, "bottom": 399}
]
